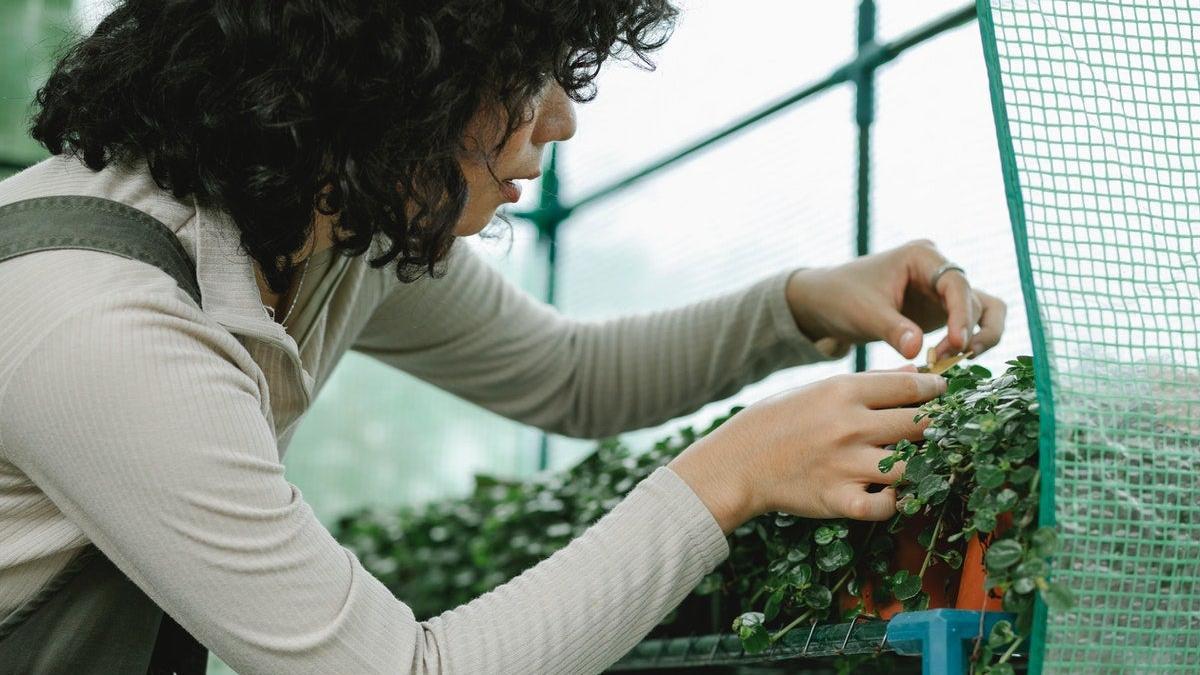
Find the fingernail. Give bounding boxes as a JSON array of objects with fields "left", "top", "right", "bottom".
[
  {"left": 901, "top": 330, "right": 916, "bottom": 351},
  {"left": 961, "top": 328, "right": 971, "bottom": 347},
  {"left": 972, "top": 342, "right": 983, "bottom": 355}
]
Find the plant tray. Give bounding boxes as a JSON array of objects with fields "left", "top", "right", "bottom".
[
  {"left": 609, "top": 618, "right": 890, "bottom": 670},
  {"left": 610, "top": 610, "right": 1016, "bottom": 675}
]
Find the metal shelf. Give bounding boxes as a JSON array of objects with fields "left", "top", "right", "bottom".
[{"left": 610, "top": 610, "right": 1015, "bottom": 675}]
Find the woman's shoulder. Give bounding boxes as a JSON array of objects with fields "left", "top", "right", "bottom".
[
  {"left": 0, "top": 248, "right": 200, "bottom": 321},
  {"left": 0, "top": 248, "right": 252, "bottom": 391}
]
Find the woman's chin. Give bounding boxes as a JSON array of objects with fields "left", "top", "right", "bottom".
[{"left": 453, "top": 215, "right": 491, "bottom": 237}]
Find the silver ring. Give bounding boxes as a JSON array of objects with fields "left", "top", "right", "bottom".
[{"left": 930, "top": 262, "right": 966, "bottom": 289}]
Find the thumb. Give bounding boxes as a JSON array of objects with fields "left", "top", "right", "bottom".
[{"left": 875, "top": 308, "right": 923, "bottom": 360}]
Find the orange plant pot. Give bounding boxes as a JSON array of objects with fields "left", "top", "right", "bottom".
[
  {"left": 954, "top": 513, "right": 1011, "bottom": 613},
  {"left": 841, "top": 514, "right": 1009, "bottom": 619}
]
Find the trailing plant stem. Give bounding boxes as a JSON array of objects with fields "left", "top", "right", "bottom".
[
  {"left": 918, "top": 502, "right": 949, "bottom": 578},
  {"left": 998, "top": 634, "right": 1023, "bottom": 664}
]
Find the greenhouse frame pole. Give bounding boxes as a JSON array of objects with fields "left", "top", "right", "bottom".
[
  {"left": 529, "top": 145, "right": 567, "bottom": 470},
  {"left": 853, "top": 0, "right": 876, "bottom": 374}
]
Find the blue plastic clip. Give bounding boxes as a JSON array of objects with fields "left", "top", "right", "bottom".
[{"left": 886, "top": 609, "right": 1015, "bottom": 675}]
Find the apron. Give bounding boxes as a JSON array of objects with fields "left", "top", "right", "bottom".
[{"left": 0, "top": 196, "right": 208, "bottom": 674}]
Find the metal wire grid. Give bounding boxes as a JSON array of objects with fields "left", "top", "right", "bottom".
[
  {"left": 977, "top": 0, "right": 1200, "bottom": 671},
  {"left": 608, "top": 618, "right": 894, "bottom": 671}
]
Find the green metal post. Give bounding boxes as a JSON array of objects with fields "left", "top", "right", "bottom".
[
  {"left": 522, "top": 144, "right": 569, "bottom": 471},
  {"left": 853, "top": 0, "right": 876, "bottom": 373}
]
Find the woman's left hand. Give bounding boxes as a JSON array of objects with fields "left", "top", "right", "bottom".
[{"left": 786, "top": 240, "right": 1008, "bottom": 361}]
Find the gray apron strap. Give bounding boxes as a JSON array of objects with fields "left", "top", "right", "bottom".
[
  {"left": 0, "top": 195, "right": 207, "bottom": 674},
  {"left": 0, "top": 195, "right": 201, "bottom": 305}
]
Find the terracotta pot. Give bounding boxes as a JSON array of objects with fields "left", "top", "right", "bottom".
[
  {"left": 954, "top": 513, "right": 1011, "bottom": 612},
  {"left": 840, "top": 513, "right": 1009, "bottom": 619}
]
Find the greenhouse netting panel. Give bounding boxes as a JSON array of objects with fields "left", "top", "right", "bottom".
[{"left": 977, "top": 1, "right": 1200, "bottom": 672}]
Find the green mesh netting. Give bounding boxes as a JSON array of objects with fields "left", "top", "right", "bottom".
[{"left": 976, "top": 1, "right": 1200, "bottom": 672}]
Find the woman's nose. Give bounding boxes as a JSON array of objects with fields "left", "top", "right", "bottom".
[{"left": 531, "top": 84, "right": 577, "bottom": 145}]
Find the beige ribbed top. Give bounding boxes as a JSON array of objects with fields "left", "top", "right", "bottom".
[{"left": 0, "top": 156, "right": 831, "bottom": 673}]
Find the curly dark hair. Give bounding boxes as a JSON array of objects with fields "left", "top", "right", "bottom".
[{"left": 31, "top": 0, "right": 677, "bottom": 293}]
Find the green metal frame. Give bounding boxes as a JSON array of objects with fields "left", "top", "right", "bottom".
[
  {"left": 971, "top": 3, "right": 1050, "bottom": 672},
  {"left": 514, "top": 3, "right": 979, "bottom": 469}
]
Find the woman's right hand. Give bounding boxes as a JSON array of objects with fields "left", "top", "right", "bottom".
[{"left": 668, "top": 370, "right": 946, "bottom": 534}]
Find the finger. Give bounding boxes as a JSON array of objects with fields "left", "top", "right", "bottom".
[
  {"left": 860, "top": 408, "right": 932, "bottom": 446},
  {"left": 875, "top": 306, "right": 924, "bottom": 360},
  {"left": 934, "top": 268, "right": 974, "bottom": 356},
  {"left": 838, "top": 485, "right": 898, "bottom": 521},
  {"left": 851, "top": 372, "right": 947, "bottom": 409},
  {"left": 934, "top": 292, "right": 984, "bottom": 359},
  {"left": 857, "top": 447, "right": 907, "bottom": 483},
  {"left": 968, "top": 291, "right": 1007, "bottom": 356},
  {"left": 814, "top": 336, "right": 853, "bottom": 359}
]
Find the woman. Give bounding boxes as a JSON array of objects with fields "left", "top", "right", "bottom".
[{"left": 0, "top": 1, "right": 1005, "bottom": 673}]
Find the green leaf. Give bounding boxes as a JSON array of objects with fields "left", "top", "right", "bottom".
[
  {"left": 974, "top": 511, "right": 998, "bottom": 533},
  {"left": 904, "top": 454, "right": 934, "bottom": 483},
  {"left": 763, "top": 588, "right": 785, "bottom": 622},
  {"left": 969, "top": 365, "right": 993, "bottom": 378},
  {"left": 898, "top": 494, "right": 924, "bottom": 516},
  {"left": 814, "top": 525, "right": 836, "bottom": 545},
  {"left": 1012, "top": 577, "right": 1036, "bottom": 594},
  {"left": 891, "top": 571, "right": 922, "bottom": 601},
  {"left": 903, "top": 590, "right": 930, "bottom": 612},
  {"left": 939, "top": 549, "right": 964, "bottom": 569},
  {"left": 985, "top": 539, "right": 1024, "bottom": 572},
  {"left": 1002, "top": 586, "right": 1033, "bottom": 614},
  {"left": 733, "top": 612, "right": 770, "bottom": 654},
  {"left": 786, "top": 547, "right": 809, "bottom": 563},
  {"left": 1040, "top": 581, "right": 1075, "bottom": 612},
  {"left": 878, "top": 453, "right": 900, "bottom": 474},
  {"left": 801, "top": 584, "right": 833, "bottom": 609},
  {"left": 1015, "top": 558, "right": 1048, "bottom": 579},
  {"left": 987, "top": 619, "right": 1016, "bottom": 648},
  {"left": 994, "top": 488, "right": 1019, "bottom": 512},
  {"left": 847, "top": 577, "right": 862, "bottom": 597},
  {"left": 917, "top": 475, "right": 951, "bottom": 505},
  {"left": 787, "top": 564, "right": 813, "bottom": 588},
  {"left": 946, "top": 377, "right": 975, "bottom": 395},
  {"left": 816, "top": 541, "right": 854, "bottom": 572},
  {"left": 976, "top": 463, "right": 1006, "bottom": 489},
  {"left": 1031, "top": 527, "right": 1059, "bottom": 557}
]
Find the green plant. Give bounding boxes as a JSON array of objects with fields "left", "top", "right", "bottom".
[
  {"left": 336, "top": 357, "right": 1070, "bottom": 672},
  {"left": 724, "top": 357, "right": 1071, "bottom": 672}
]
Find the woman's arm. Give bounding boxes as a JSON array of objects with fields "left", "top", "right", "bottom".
[
  {"left": 0, "top": 252, "right": 727, "bottom": 673},
  {"left": 352, "top": 244, "right": 834, "bottom": 438}
]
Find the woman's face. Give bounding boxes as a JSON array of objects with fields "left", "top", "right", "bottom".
[{"left": 454, "top": 83, "right": 577, "bottom": 236}]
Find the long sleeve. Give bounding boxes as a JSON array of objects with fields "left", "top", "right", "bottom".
[
  {"left": 353, "top": 244, "right": 834, "bottom": 438},
  {"left": 0, "top": 251, "right": 729, "bottom": 674}
]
